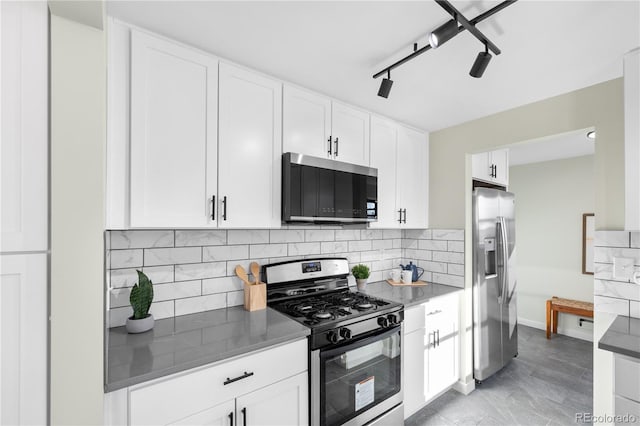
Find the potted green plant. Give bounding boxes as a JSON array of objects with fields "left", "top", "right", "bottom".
[
  {"left": 125, "top": 270, "right": 154, "bottom": 334},
  {"left": 351, "top": 264, "right": 370, "bottom": 290}
]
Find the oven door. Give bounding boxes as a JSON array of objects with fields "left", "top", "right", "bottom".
[{"left": 311, "top": 326, "right": 402, "bottom": 426}]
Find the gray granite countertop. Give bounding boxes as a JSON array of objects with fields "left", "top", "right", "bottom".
[
  {"left": 361, "top": 280, "right": 462, "bottom": 308},
  {"left": 105, "top": 306, "right": 310, "bottom": 392},
  {"left": 598, "top": 315, "right": 640, "bottom": 360}
]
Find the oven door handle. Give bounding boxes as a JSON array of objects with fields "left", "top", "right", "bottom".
[{"left": 318, "top": 324, "right": 401, "bottom": 360}]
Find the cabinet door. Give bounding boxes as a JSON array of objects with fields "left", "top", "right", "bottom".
[
  {"left": 369, "top": 117, "right": 399, "bottom": 228},
  {"left": 425, "top": 294, "right": 459, "bottom": 400},
  {"left": 471, "top": 152, "right": 492, "bottom": 183},
  {"left": 130, "top": 30, "right": 218, "bottom": 228},
  {"left": 0, "top": 254, "right": 47, "bottom": 425},
  {"left": 331, "top": 102, "right": 370, "bottom": 166},
  {"left": 491, "top": 149, "right": 509, "bottom": 186},
  {"left": 0, "top": 0, "right": 48, "bottom": 252},
  {"left": 170, "top": 399, "right": 235, "bottom": 426},
  {"left": 218, "top": 63, "right": 282, "bottom": 228},
  {"left": 403, "top": 328, "right": 429, "bottom": 419},
  {"left": 397, "top": 126, "right": 428, "bottom": 228},
  {"left": 283, "top": 85, "right": 332, "bottom": 159},
  {"left": 236, "top": 373, "right": 308, "bottom": 426}
]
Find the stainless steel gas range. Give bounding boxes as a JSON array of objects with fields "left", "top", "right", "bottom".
[{"left": 263, "top": 258, "right": 404, "bottom": 426}]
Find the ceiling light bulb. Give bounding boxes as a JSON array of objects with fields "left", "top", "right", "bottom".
[
  {"left": 587, "top": 131, "right": 596, "bottom": 140},
  {"left": 377, "top": 70, "right": 393, "bottom": 98},
  {"left": 469, "top": 49, "right": 492, "bottom": 78},
  {"left": 429, "top": 19, "right": 458, "bottom": 48}
]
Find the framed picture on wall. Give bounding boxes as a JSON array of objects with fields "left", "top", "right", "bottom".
[{"left": 582, "top": 213, "right": 595, "bottom": 275}]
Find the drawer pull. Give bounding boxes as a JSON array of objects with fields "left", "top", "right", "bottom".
[
  {"left": 427, "top": 309, "right": 442, "bottom": 316},
  {"left": 223, "top": 371, "right": 254, "bottom": 385}
]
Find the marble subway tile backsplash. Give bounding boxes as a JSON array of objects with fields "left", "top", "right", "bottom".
[
  {"left": 105, "top": 227, "right": 465, "bottom": 327},
  {"left": 594, "top": 231, "right": 640, "bottom": 318}
]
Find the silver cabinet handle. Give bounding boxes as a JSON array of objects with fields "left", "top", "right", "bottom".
[
  {"left": 436, "top": 329, "right": 440, "bottom": 346},
  {"left": 222, "top": 196, "right": 228, "bottom": 221},
  {"left": 327, "top": 136, "right": 332, "bottom": 156},
  {"left": 211, "top": 195, "right": 216, "bottom": 221},
  {"left": 334, "top": 137, "right": 339, "bottom": 157}
]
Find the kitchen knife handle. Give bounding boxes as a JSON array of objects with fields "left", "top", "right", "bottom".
[
  {"left": 327, "top": 136, "right": 332, "bottom": 156},
  {"left": 222, "top": 196, "right": 228, "bottom": 221},
  {"left": 211, "top": 195, "right": 216, "bottom": 221},
  {"left": 228, "top": 412, "right": 233, "bottom": 426},
  {"left": 241, "top": 407, "right": 247, "bottom": 426},
  {"left": 334, "top": 137, "right": 339, "bottom": 157}
]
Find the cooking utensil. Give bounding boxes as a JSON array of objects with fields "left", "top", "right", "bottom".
[
  {"left": 235, "top": 265, "right": 252, "bottom": 286},
  {"left": 250, "top": 262, "right": 260, "bottom": 285}
]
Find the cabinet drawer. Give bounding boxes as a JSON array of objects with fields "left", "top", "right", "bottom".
[
  {"left": 129, "top": 339, "right": 307, "bottom": 425},
  {"left": 615, "top": 395, "right": 640, "bottom": 422},
  {"left": 404, "top": 305, "right": 425, "bottom": 334},
  {"left": 615, "top": 355, "right": 640, "bottom": 402}
]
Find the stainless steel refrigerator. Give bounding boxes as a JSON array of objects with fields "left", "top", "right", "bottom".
[{"left": 473, "top": 187, "right": 518, "bottom": 383}]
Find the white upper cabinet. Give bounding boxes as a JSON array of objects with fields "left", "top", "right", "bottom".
[
  {"left": 283, "top": 85, "right": 370, "bottom": 166},
  {"left": 282, "top": 85, "right": 332, "bottom": 159},
  {"left": 369, "top": 117, "right": 399, "bottom": 228},
  {"left": 1, "top": 0, "right": 48, "bottom": 252},
  {"left": 625, "top": 48, "right": 640, "bottom": 230},
  {"left": 397, "top": 126, "right": 429, "bottom": 228},
  {"left": 129, "top": 29, "right": 218, "bottom": 228},
  {"left": 472, "top": 149, "right": 509, "bottom": 187},
  {"left": 331, "top": 101, "right": 370, "bottom": 166},
  {"left": 218, "top": 63, "right": 282, "bottom": 228},
  {"left": 370, "top": 119, "right": 428, "bottom": 229}
]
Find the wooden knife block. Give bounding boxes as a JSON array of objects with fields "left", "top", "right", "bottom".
[{"left": 244, "top": 282, "right": 266, "bottom": 311}]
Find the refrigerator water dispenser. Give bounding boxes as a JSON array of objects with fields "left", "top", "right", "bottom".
[{"left": 484, "top": 237, "right": 496, "bottom": 276}]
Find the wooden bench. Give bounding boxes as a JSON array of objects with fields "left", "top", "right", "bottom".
[{"left": 546, "top": 296, "right": 594, "bottom": 339}]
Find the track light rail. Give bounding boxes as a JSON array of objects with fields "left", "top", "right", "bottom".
[
  {"left": 372, "top": 0, "right": 517, "bottom": 80},
  {"left": 436, "top": 0, "right": 501, "bottom": 55}
]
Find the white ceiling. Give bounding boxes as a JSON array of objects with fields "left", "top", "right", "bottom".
[
  {"left": 107, "top": 1, "right": 640, "bottom": 132},
  {"left": 508, "top": 127, "right": 595, "bottom": 166}
]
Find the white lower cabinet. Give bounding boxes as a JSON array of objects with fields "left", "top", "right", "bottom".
[
  {"left": 0, "top": 254, "right": 48, "bottom": 425},
  {"left": 403, "top": 292, "right": 460, "bottom": 419},
  {"left": 236, "top": 373, "right": 308, "bottom": 426},
  {"left": 170, "top": 399, "right": 235, "bottom": 426},
  {"left": 106, "top": 339, "right": 308, "bottom": 426},
  {"left": 614, "top": 354, "right": 640, "bottom": 421}
]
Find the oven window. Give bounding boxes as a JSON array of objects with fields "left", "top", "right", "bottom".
[{"left": 320, "top": 327, "right": 401, "bottom": 426}]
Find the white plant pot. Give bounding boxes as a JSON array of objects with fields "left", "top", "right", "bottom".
[
  {"left": 356, "top": 278, "right": 368, "bottom": 291},
  {"left": 126, "top": 314, "right": 154, "bottom": 334}
]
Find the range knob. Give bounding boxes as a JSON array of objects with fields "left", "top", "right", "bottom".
[
  {"left": 339, "top": 327, "right": 352, "bottom": 340},
  {"left": 387, "top": 314, "right": 398, "bottom": 325},
  {"left": 327, "top": 331, "right": 339, "bottom": 344},
  {"left": 377, "top": 316, "right": 389, "bottom": 328}
]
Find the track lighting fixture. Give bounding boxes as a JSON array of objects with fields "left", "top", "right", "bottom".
[
  {"left": 429, "top": 19, "right": 458, "bottom": 49},
  {"left": 372, "top": 0, "right": 517, "bottom": 98},
  {"left": 469, "top": 44, "right": 492, "bottom": 78},
  {"left": 377, "top": 70, "right": 393, "bottom": 98}
]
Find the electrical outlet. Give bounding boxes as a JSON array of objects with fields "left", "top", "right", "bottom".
[{"left": 613, "top": 257, "right": 635, "bottom": 280}]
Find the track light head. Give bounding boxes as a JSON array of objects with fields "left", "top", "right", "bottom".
[
  {"left": 377, "top": 70, "right": 393, "bottom": 98},
  {"left": 429, "top": 19, "right": 458, "bottom": 48},
  {"left": 469, "top": 46, "right": 492, "bottom": 78}
]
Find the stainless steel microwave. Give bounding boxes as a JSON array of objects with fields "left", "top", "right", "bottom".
[{"left": 282, "top": 153, "right": 378, "bottom": 223}]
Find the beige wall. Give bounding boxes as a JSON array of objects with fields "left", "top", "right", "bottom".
[
  {"left": 509, "top": 155, "right": 595, "bottom": 340},
  {"left": 50, "top": 14, "right": 106, "bottom": 425},
  {"left": 429, "top": 78, "right": 624, "bottom": 231}
]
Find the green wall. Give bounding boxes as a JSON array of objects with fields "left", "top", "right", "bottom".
[{"left": 429, "top": 78, "right": 624, "bottom": 230}]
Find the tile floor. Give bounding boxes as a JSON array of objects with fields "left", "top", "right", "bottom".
[{"left": 405, "top": 325, "right": 593, "bottom": 425}]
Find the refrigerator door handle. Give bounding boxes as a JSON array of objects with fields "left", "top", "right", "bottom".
[{"left": 498, "top": 216, "right": 509, "bottom": 306}]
